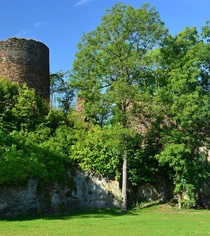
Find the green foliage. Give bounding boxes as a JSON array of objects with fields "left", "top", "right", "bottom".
[
  {"left": 70, "top": 2, "right": 167, "bottom": 126},
  {"left": 0, "top": 79, "right": 75, "bottom": 185},
  {"left": 71, "top": 125, "right": 123, "bottom": 178},
  {"left": 152, "top": 26, "right": 210, "bottom": 205},
  {"left": 0, "top": 78, "right": 49, "bottom": 131},
  {"left": 0, "top": 129, "right": 42, "bottom": 185}
]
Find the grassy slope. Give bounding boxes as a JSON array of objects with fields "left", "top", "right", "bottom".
[{"left": 0, "top": 205, "right": 210, "bottom": 236}]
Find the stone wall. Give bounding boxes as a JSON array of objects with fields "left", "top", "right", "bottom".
[
  {"left": 0, "top": 170, "right": 122, "bottom": 218},
  {"left": 0, "top": 179, "right": 39, "bottom": 218},
  {"left": 135, "top": 178, "right": 173, "bottom": 203},
  {"left": 1, "top": 170, "right": 210, "bottom": 218},
  {"left": 0, "top": 37, "right": 50, "bottom": 99}
]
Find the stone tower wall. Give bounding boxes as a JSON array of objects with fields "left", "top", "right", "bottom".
[{"left": 0, "top": 37, "right": 50, "bottom": 99}]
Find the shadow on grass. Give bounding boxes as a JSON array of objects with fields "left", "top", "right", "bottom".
[{"left": 3, "top": 208, "right": 138, "bottom": 222}]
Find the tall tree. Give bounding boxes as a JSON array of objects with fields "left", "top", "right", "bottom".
[
  {"left": 151, "top": 25, "right": 210, "bottom": 208},
  {"left": 50, "top": 71, "right": 75, "bottom": 112},
  {"left": 70, "top": 3, "right": 167, "bottom": 210}
]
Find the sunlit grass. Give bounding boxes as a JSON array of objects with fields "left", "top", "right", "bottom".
[{"left": 0, "top": 204, "right": 210, "bottom": 236}]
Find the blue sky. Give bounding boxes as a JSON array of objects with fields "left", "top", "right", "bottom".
[{"left": 1, "top": 0, "right": 210, "bottom": 74}]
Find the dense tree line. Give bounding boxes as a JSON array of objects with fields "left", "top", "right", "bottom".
[
  {"left": 70, "top": 3, "right": 210, "bottom": 209},
  {"left": 1, "top": 3, "right": 210, "bottom": 210}
]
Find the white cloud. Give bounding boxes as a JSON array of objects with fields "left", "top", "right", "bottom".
[{"left": 74, "top": 0, "right": 94, "bottom": 7}]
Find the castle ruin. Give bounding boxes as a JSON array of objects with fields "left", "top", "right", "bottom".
[{"left": 0, "top": 37, "right": 50, "bottom": 100}]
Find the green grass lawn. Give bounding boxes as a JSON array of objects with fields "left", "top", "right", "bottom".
[{"left": 0, "top": 204, "right": 210, "bottom": 236}]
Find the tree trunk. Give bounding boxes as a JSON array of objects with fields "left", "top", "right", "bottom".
[
  {"left": 121, "top": 148, "right": 127, "bottom": 211},
  {"left": 178, "top": 193, "right": 182, "bottom": 209}
]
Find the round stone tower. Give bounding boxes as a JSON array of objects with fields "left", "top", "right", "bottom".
[{"left": 0, "top": 37, "right": 50, "bottom": 100}]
